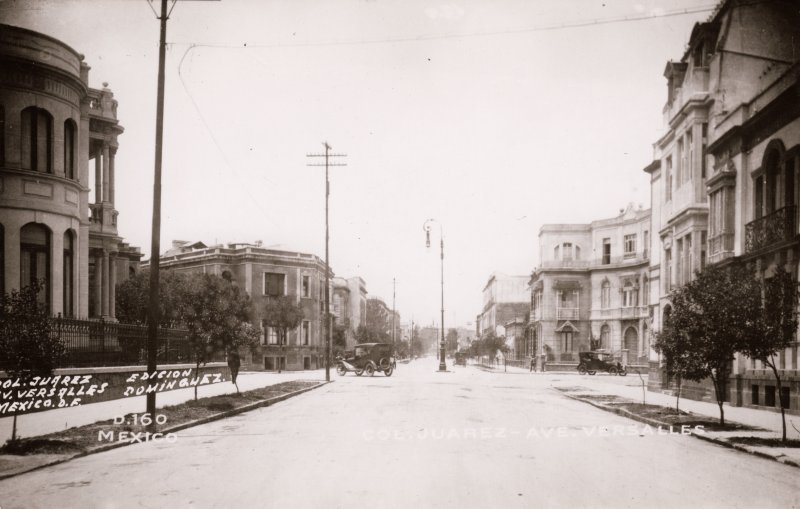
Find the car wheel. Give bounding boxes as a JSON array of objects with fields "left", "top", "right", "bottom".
[
  {"left": 336, "top": 364, "right": 346, "bottom": 376},
  {"left": 587, "top": 370, "right": 597, "bottom": 375},
  {"left": 609, "top": 366, "right": 618, "bottom": 376},
  {"left": 384, "top": 366, "right": 394, "bottom": 377},
  {"left": 355, "top": 369, "right": 364, "bottom": 376},
  {"left": 577, "top": 364, "right": 587, "bottom": 375},
  {"left": 364, "top": 363, "right": 375, "bottom": 377},
  {"left": 618, "top": 369, "right": 627, "bottom": 377}
]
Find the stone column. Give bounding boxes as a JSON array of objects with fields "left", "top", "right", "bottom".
[
  {"left": 102, "top": 144, "right": 110, "bottom": 203},
  {"left": 101, "top": 250, "right": 109, "bottom": 316},
  {"left": 109, "top": 149, "right": 115, "bottom": 205},
  {"left": 93, "top": 252, "right": 102, "bottom": 317},
  {"left": 109, "top": 255, "right": 117, "bottom": 319},
  {"left": 94, "top": 145, "right": 102, "bottom": 204}
]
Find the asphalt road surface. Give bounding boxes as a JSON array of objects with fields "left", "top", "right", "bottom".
[{"left": 1, "top": 359, "right": 798, "bottom": 508}]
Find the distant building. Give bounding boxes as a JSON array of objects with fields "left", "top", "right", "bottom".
[
  {"left": 146, "top": 240, "right": 329, "bottom": 371},
  {"left": 529, "top": 205, "right": 651, "bottom": 366},
  {"left": 332, "top": 276, "right": 369, "bottom": 349},
  {"left": 0, "top": 24, "right": 140, "bottom": 318},
  {"left": 477, "top": 272, "right": 529, "bottom": 338}
]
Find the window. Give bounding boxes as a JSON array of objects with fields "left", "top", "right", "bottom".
[
  {"left": 765, "top": 386, "right": 776, "bottom": 407},
  {"left": 562, "top": 243, "right": 573, "bottom": 261},
  {"left": 261, "top": 320, "right": 280, "bottom": 345},
  {"left": 561, "top": 331, "right": 573, "bottom": 352},
  {"left": 21, "top": 107, "right": 53, "bottom": 173},
  {"left": 643, "top": 276, "right": 650, "bottom": 306},
  {"left": 554, "top": 245, "right": 560, "bottom": 260},
  {"left": 781, "top": 387, "right": 790, "bottom": 409},
  {"left": 664, "top": 248, "right": 672, "bottom": 291},
  {"left": 676, "top": 138, "right": 684, "bottom": 184},
  {"left": 20, "top": 223, "right": 50, "bottom": 309},
  {"left": 686, "top": 129, "right": 694, "bottom": 183},
  {"left": 301, "top": 275, "right": 310, "bottom": 298},
  {"left": 700, "top": 231, "right": 707, "bottom": 271},
  {"left": 601, "top": 280, "right": 611, "bottom": 309},
  {"left": 63, "top": 120, "right": 77, "bottom": 179},
  {"left": 600, "top": 325, "right": 610, "bottom": 349},
  {"left": 752, "top": 385, "right": 759, "bottom": 405},
  {"left": 301, "top": 320, "right": 310, "bottom": 346},
  {"left": 701, "top": 123, "right": 708, "bottom": 179},
  {"left": 676, "top": 238, "right": 684, "bottom": 286},
  {"left": 754, "top": 175, "right": 764, "bottom": 219},
  {"left": 623, "top": 234, "right": 636, "bottom": 258},
  {"left": 602, "top": 238, "right": 611, "bottom": 265},
  {"left": 643, "top": 231, "right": 649, "bottom": 258},
  {"left": 263, "top": 272, "right": 285, "bottom": 297},
  {"left": 63, "top": 230, "right": 74, "bottom": 317},
  {"left": 622, "top": 281, "right": 638, "bottom": 308},
  {"left": 665, "top": 156, "right": 673, "bottom": 201}
]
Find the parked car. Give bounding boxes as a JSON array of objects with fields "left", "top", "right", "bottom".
[
  {"left": 336, "top": 342, "right": 396, "bottom": 377},
  {"left": 577, "top": 351, "right": 627, "bottom": 376}
]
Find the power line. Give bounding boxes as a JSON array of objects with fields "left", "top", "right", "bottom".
[{"left": 167, "top": 4, "right": 717, "bottom": 51}]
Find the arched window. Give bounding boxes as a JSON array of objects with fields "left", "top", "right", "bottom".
[
  {"left": 21, "top": 107, "right": 53, "bottom": 173},
  {"left": 622, "top": 281, "right": 637, "bottom": 307},
  {"left": 20, "top": 223, "right": 51, "bottom": 309},
  {"left": 643, "top": 275, "right": 650, "bottom": 306},
  {"left": 554, "top": 245, "right": 560, "bottom": 260},
  {"left": 63, "top": 230, "right": 74, "bottom": 317},
  {"left": 601, "top": 280, "right": 611, "bottom": 308},
  {"left": 129, "top": 266, "right": 136, "bottom": 278},
  {"left": 600, "top": 324, "right": 610, "bottom": 349},
  {"left": 64, "top": 119, "right": 77, "bottom": 179},
  {"left": 562, "top": 242, "right": 573, "bottom": 261}
]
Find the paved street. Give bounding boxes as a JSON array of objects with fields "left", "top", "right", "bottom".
[{"left": 1, "top": 359, "right": 798, "bottom": 509}]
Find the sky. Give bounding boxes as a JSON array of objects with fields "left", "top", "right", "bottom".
[{"left": 1, "top": 0, "right": 715, "bottom": 329}]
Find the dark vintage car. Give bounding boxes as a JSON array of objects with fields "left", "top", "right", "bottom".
[
  {"left": 336, "top": 342, "right": 396, "bottom": 377},
  {"left": 454, "top": 352, "right": 467, "bottom": 366},
  {"left": 577, "top": 351, "right": 627, "bottom": 376}
]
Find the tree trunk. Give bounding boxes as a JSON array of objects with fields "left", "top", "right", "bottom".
[
  {"left": 194, "top": 357, "right": 201, "bottom": 401},
  {"left": 766, "top": 357, "right": 787, "bottom": 443},
  {"left": 11, "top": 412, "right": 18, "bottom": 442},
  {"left": 676, "top": 375, "right": 682, "bottom": 413},
  {"left": 711, "top": 374, "right": 725, "bottom": 426}
]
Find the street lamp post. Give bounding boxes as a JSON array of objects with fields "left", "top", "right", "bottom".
[{"left": 424, "top": 219, "right": 447, "bottom": 372}]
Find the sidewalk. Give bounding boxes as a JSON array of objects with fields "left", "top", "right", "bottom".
[
  {"left": 551, "top": 374, "right": 800, "bottom": 468},
  {"left": 1, "top": 369, "right": 326, "bottom": 444}
]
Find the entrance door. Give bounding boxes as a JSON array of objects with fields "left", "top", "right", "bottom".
[{"left": 624, "top": 327, "right": 638, "bottom": 364}]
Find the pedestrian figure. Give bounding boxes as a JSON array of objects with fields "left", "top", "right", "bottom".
[
  {"left": 540, "top": 353, "right": 547, "bottom": 373},
  {"left": 529, "top": 356, "right": 536, "bottom": 372},
  {"left": 227, "top": 349, "right": 241, "bottom": 394}
]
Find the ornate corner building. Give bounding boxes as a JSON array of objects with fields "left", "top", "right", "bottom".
[
  {"left": 0, "top": 24, "right": 141, "bottom": 318},
  {"left": 529, "top": 205, "right": 651, "bottom": 369}
]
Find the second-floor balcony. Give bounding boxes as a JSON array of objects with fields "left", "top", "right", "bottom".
[
  {"left": 556, "top": 307, "right": 579, "bottom": 320},
  {"left": 745, "top": 205, "right": 797, "bottom": 254}
]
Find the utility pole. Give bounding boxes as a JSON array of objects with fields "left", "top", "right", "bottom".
[
  {"left": 145, "top": 0, "right": 173, "bottom": 425},
  {"left": 307, "top": 143, "right": 346, "bottom": 382}
]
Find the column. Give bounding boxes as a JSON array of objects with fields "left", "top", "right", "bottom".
[
  {"left": 101, "top": 250, "right": 109, "bottom": 316},
  {"left": 94, "top": 145, "right": 102, "bottom": 204},
  {"left": 109, "top": 255, "right": 116, "bottom": 319},
  {"left": 102, "top": 144, "right": 110, "bottom": 203},
  {"left": 92, "top": 252, "right": 102, "bottom": 317},
  {"left": 109, "top": 149, "right": 115, "bottom": 205}
]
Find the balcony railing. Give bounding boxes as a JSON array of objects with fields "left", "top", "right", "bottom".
[
  {"left": 556, "top": 307, "right": 579, "bottom": 320},
  {"left": 745, "top": 205, "right": 796, "bottom": 254}
]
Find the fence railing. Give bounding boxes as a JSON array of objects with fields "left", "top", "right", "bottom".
[
  {"left": 0, "top": 317, "right": 224, "bottom": 370},
  {"left": 53, "top": 317, "right": 202, "bottom": 368}
]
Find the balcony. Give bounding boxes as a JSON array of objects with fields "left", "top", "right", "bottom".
[
  {"left": 708, "top": 232, "right": 735, "bottom": 264},
  {"left": 745, "top": 206, "right": 797, "bottom": 254},
  {"left": 539, "top": 259, "right": 590, "bottom": 269},
  {"left": 556, "top": 307, "right": 579, "bottom": 320}
]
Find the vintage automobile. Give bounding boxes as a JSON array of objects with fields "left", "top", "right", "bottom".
[
  {"left": 336, "top": 342, "right": 396, "bottom": 377},
  {"left": 454, "top": 352, "right": 467, "bottom": 366},
  {"left": 576, "top": 351, "right": 627, "bottom": 376}
]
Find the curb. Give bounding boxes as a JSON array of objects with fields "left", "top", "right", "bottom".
[
  {"left": 0, "top": 380, "right": 329, "bottom": 481},
  {"left": 558, "top": 390, "right": 799, "bottom": 470}
]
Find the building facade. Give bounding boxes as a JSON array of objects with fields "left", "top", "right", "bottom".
[
  {"left": 0, "top": 24, "right": 140, "bottom": 318},
  {"left": 477, "top": 272, "right": 529, "bottom": 338},
  {"left": 331, "top": 276, "right": 367, "bottom": 349},
  {"left": 647, "top": 0, "right": 800, "bottom": 412},
  {"left": 529, "top": 205, "right": 651, "bottom": 367},
  {"left": 150, "top": 240, "right": 329, "bottom": 371}
]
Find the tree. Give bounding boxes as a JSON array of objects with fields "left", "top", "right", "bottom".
[
  {"left": 445, "top": 328, "right": 459, "bottom": 356},
  {"left": 653, "top": 312, "right": 708, "bottom": 413},
  {"left": 332, "top": 319, "right": 349, "bottom": 355},
  {"left": 662, "top": 263, "right": 762, "bottom": 425},
  {"left": 364, "top": 299, "right": 391, "bottom": 342},
  {"left": 741, "top": 264, "right": 799, "bottom": 442},
  {"left": 0, "top": 281, "right": 65, "bottom": 442},
  {"left": 262, "top": 295, "right": 305, "bottom": 373},
  {"left": 181, "top": 274, "right": 258, "bottom": 399},
  {"left": 115, "top": 270, "right": 191, "bottom": 326}
]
